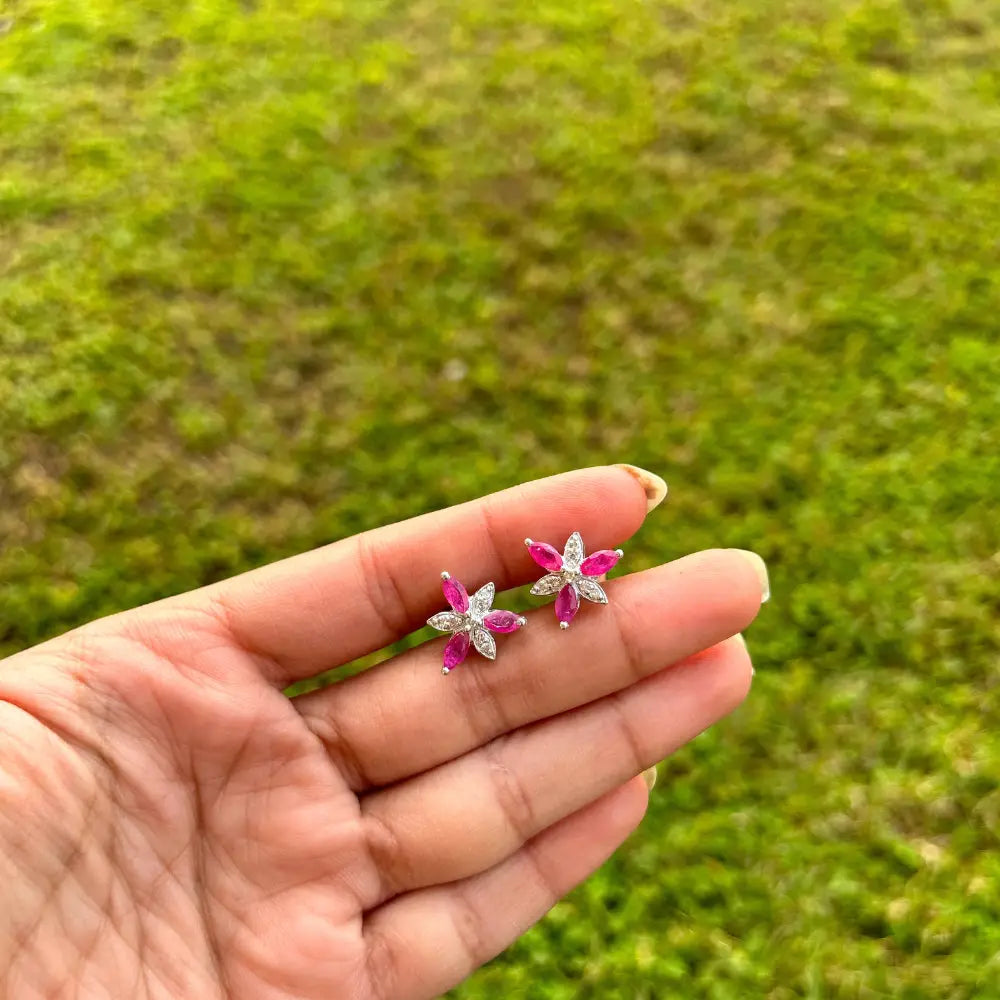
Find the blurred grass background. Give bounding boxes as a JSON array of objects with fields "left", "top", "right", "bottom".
[{"left": 2, "top": 0, "right": 1000, "bottom": 995}]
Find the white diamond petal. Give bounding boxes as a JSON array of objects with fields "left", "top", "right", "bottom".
[
  {"left": 575, "top": 577, "right": 608, "bottom": 604},
  {"left": 427, "top": 611, "right": 466, "bottom": 632},
  {"left": 472, "top": 626, "right": 496, "bottom": 660},
  {"left": 469, "top": 582, "right": 496, "bottom": 620},
  {"left": 562, "top": 531, "right": 585, "bottom": 571},
  {"left": 530, "top": 573, "right": 566, "bottom": 596}
]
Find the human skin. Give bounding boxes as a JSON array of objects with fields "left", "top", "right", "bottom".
[{"left": 0, "top": 466, "right": 764, "bottom": 999}]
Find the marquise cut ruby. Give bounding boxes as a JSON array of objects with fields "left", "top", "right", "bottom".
[
  {"left": 555, "top": 583, "right": 580, "bottom": 624},
  {"left": 483, "top": 609, "right": 522, "bottom": 633},
  {"left": 443, "top": 631, "right": 471, "bottom": 670},
  {"left": 580, "top": 550, "right": 621, "bottom": 576},
  {"left": 528, "top": 542, "right": 563, "bottom": 572},
  {"left": 442, "top": 576, "right": 470, "bottom": 614}
]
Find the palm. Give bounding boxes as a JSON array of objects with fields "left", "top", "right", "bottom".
[
  {"left": 0, "top": 468, "right": 763, "bottom": 999},
  {"left": 2, "top": 625, "right": 369, "bottom": 999}
]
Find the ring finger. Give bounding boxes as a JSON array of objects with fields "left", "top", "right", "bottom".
[{"left": 357, "top": 634, "right": 751, "bottom": 908}]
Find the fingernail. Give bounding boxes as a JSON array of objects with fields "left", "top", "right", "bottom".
[
  {"left": 733, "top": 632, "right": 753, "bottom": 675},
  {"left": 641, "top": 766, "right": 658, "bottom": 792},
  {"left": 617, "top": 464, "right": 668, "bottom": 513},
  {"left": 729, "top": 550, "right": 770, "bottom": 603}
]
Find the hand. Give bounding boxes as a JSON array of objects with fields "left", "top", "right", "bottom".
[{"left": 0, "top": 467, "right": 764, "bottom": 999}]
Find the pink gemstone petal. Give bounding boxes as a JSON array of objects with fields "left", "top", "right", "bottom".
[
  {"left": 554, "top": 583, "right": 580, "bottom": 625},
  {"left": 443, "top": 631, "right": 471, "bottom": 671},
  {"left": 528, "top": 542, "right": 563, "bottom": 572},
  {"left": 442, "top": 576, "right": 470, "bottom": 613},
  {"left": 483, "top": 609, "right": 523, "bottom": 634},
  {"left": 580, "top": 550, "right": 621, "bottom": 576}
]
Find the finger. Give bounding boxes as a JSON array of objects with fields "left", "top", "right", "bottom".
[
  {"left": 363, "top": 776, "right": 649, "bottom": 1000},
  {"left": 297, "top": 547, "right": 766, "bottom": 790},
  {"left": 358, "top": 635, "right": 748, "bottom": 906},
  {"left": 190, "top": 465, "right": 659, "bottom": 684}
]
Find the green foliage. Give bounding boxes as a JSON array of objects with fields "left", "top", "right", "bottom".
[{"left": 3, "top": 0, "right": 1000, "bottom": 994}]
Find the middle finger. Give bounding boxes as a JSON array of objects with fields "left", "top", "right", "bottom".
[{"left": 297, "top": 548, "right": 766, "bottom": 790}]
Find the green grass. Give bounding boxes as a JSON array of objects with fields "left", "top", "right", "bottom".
[{"left": 3, "top": 0, "right": 1000, "bottom": 995}]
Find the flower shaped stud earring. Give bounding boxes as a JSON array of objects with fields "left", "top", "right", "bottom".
[
  {"left": 427, "top": 573, "right": 527, "bottom": 674},
  {"left": 526, "top": 531, "right": 623, "bottom": 628}
]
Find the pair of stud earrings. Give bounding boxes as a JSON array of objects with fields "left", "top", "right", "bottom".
[{"left": 426, "top": 531, "right": 624, "bottom": 674}]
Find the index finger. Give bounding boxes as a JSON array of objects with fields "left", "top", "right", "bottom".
[{"left": 194, "top": 465, "right": 665, "bottom": 684}]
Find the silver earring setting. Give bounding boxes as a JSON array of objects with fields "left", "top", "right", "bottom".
[
  {"left": 427, "top": 573, "right": 527, "bottom": 674},
  {"left": 526, "top": 531, "right": 622, "bottom": 628}
]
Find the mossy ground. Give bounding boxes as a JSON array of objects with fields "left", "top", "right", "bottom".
[{"left": 3, "top": 0, "right": 1000, "bottom": 996}]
